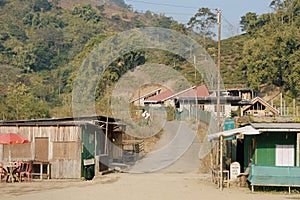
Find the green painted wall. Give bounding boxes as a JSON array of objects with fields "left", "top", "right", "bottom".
[
  {"left": 244, "top": 136, "right": 253, "bottom": 169},
  {"left": 81, "top": 126, "right": 95, "bottom": 179},
  {"left": 245, "top": 132, "right": 296, "bottom": 167}
]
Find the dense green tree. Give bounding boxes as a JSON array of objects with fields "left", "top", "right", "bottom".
[
  {"left": 187, "top": 7, "right": 217, "bottom": 41},
  {"left": 4, "top": 82, "right": 49, "bottom": 120},
  {"left": 240, "top": 4, "right": 300, "bottom": 97},
  {"left": 33, "top": 0, "right": 52, "bottom": 12},
  {"left": 72, "top": 4, "right": 101, "bottom": 23},
  {"left": 240, "top": 12, "right": 259, "bottom": 34}
]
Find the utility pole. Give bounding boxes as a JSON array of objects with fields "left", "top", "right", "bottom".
[
  {"left": 217, "top": 8, "right": 223, "bottom": 191},
  {"left": 194, "top": 55, "right": 198, "bottom": 122},
  {"left": 217, "top": 9, "right": 221, "bottom": 133}
]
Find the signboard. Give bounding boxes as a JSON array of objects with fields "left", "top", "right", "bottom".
[
  {"left": 224, "top": 119, "right": 235, "bottom": 140},
  {"left": 230, "top": 162, "right": 240, "bottom": 180},
  {"left": 83, "top": 158, "right": 95, "bottom": 166},
  {"left": 224, "top": 119, "right": 235, "bottom": 131}
]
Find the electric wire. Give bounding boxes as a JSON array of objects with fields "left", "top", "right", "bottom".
[
  {"left": 126, "top": 0, "right": 241, "bottom": 37},
  {"left": 126, "top": 0, "right": 196, "bottom": 9},
  {"left": 127, "top": 0, "right": 237, "bottom": 26}
]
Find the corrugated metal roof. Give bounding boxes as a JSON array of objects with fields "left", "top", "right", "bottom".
[
  {"left": 145, "top": 89, "right": 174, "bottom": 103},
  {"left": 131, "top": 88, "right": 161, "bottom": 102},
  {"left": 0, "top": 116, "right": 121, "bottom": 127},
  {"left": 208, "top": 123, "right": 300, "bottom": 141},
  {"left": 208, "top": 125, "right": 259, "bottom": 141},
  {"left": 251, "top": 123, "right": 300, "bottom": 130}
]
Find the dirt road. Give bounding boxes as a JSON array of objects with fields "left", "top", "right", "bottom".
[
  {"left": 0, "top": 173, "right": 294, "bottom": 200},
  {"left": 129, "top": 121, "right": 201, "bottom": 173}
]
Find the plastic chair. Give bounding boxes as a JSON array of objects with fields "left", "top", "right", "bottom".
[
  {"left": 19, "top": 161, "right": 32, "bottom": 182},
  {"left": 16, "top": 161, "right": 25, "bottom": 180},
  {"left": 0, "top": 162, "right": 7, "bottom": 182}
]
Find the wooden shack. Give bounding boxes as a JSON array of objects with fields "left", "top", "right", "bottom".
[
  {"left": 0, "top": 116, "right": 125, "bottom": 179},
  {"left": 208, "top": 123, "right": 300, "bottom": 192}
]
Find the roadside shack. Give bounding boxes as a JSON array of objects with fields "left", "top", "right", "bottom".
[
  {"left": 208, "top": 123, "right": 300, "bottom": 193},
  {"left": 0, "top": 116, "right": 125, "bottom": 180}
]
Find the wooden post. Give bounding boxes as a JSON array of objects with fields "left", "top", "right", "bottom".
[
  {"left": 284, "top": 100, "right": 286, "bottom": 116},
  {"left": 280, "top": 93, "right": 283, "bottom": 116},
  {"left": 94, "top": 130, "right": 99, "bottom": 175},
  {"left": 297, "top": 133, "right": 300, "bottom": 167},
  {"left": 217, "top": 8, "right": 221, "bottom": 133},
  {"left": 194, "top": 55, "right": 198, "bottom": 123},
  {"left": 104, "top": 118, "right": 108, "bottom": 155},
  {"left": 210, "top": 144, "right": 214, "bottom": 182},
  {"left": 293, "top": 99, "right": 296, "bottom": 116},
  {"left": 220, "top": 135, "right": 223, "bottom": 190},
  {"left": 47, "top": 163, "right": 50, "bottom": 179},
  {"left": 40, "top": 163, "right": 43, "bottom": 180},
  {"left": 215, "top": 141, "right": 219, "bottom": 167}
]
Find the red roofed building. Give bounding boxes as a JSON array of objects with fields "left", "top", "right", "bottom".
[
  {"left": 177, "top": 85, "right": 210, "bottom": 98},
  {"left": 144, "top": 89, "right": 174, "bottom": 105},
  {"left": 132, "top": 84, "right": 251, "bottom": 119}
]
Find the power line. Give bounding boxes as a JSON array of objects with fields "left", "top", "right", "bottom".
[
  {"left": 127, "top": 0, "right": 240, "bottom": 37},
  {"left": 128, "top": 0, "right": 237, "bottom": 26},
  {"left": 140, "top": 11, "right": 194, "bottom": 16},
  {"left": 126, "top": 0, "right": 196, "bottom": 9},
  {"left": 221, "top": 13, "right": 241, "bottom": 37}
]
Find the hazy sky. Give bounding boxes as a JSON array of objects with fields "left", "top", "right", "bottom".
[{"left": 124, "top": 0, "right": 273, "bottom": 38}]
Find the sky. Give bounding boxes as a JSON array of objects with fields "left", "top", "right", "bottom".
[{"left": 124, "top": 0, "right": 273, "bottom": 38}]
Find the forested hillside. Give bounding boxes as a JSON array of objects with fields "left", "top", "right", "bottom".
[
  {"left": 220, "top": 0, "right": 300, "bottom": 109},
  {"left": 0, "top": 0, "right": 189, "bottom": 119},
  {"left": 0, "top": 0, "right": 299, "bottom": 120}
]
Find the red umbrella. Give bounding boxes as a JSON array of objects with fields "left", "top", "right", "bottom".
[{"left": 0, "top": 133, "right": 30, "bottom": 144}]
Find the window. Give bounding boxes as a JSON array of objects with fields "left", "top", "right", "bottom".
[
  {"left": 3, "top": 143, "right": 31, "bottom": 160},
  {"left": 276, "top": 145, "right": 294, "bottom": 166},
  {"left": 214, "top": 104, "right": 225, "bottom": 114},
  {"left": 53, "top": 142, "right": 78, "bottom": 160}
]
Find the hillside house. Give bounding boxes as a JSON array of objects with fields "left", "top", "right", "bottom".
[
  {"left": 138, "top": 85, "right": 251, "bottom": 119},
  {"left": 227, "top": 88, "right": 256, "bottom": 101},
  {"left": 241, "top": 96, "right": 279, "bottom": 117}
]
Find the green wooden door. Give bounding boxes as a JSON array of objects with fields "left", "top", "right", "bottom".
[{"left": 81, "top": 127, "right": 95, "bottom": 179}]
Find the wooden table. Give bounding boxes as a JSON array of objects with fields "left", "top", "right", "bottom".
[
  {"left": 32, "top": 161, "right": 50, "bottom": 180},
  {"left": 5, "top": 162, "right": 20, "bottom": 183}
]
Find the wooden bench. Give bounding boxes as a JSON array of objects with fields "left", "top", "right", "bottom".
[{"left": 248, "top": 165, "right": 300, "bottom": 194}]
